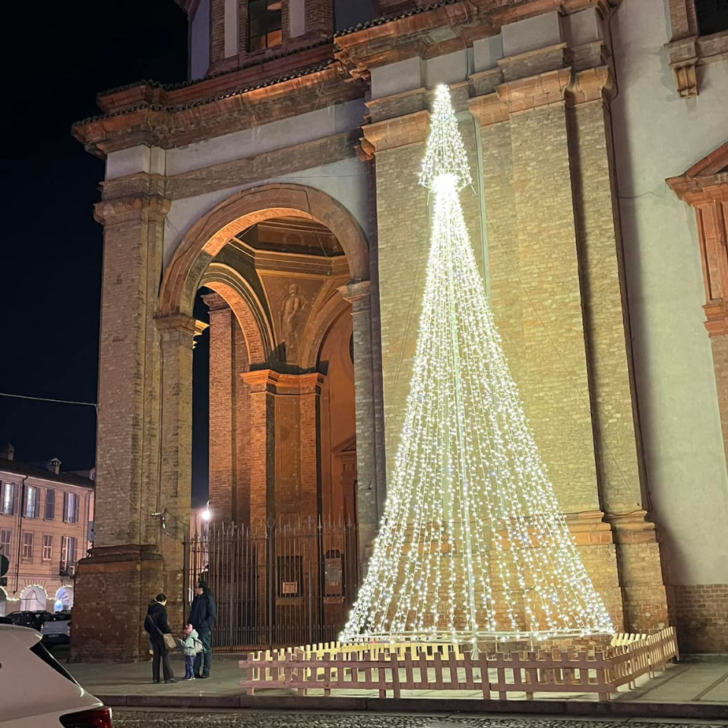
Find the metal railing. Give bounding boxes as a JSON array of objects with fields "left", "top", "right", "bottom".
[{"left": 184, "top": 517, "right": 359, "bottom": 651}]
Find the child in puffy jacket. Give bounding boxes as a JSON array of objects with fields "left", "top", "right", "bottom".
[{"left": 177, "top": 624, "right": 201, "bottom": 680}]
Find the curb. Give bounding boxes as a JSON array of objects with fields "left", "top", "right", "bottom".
[{"left": 98, "top": 695, "right": 728, "bottom": 719}]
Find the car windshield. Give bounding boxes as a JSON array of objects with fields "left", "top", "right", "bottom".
[{"left": 30, "top": 641, "right": 79, "bottom": 684}]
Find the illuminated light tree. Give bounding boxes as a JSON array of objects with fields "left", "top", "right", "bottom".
[{"left": 341, "top": 85, "right": 614, "bottom": 646}]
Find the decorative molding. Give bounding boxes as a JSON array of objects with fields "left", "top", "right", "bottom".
[
  {"left": 667, "top": 141, "right": 728, "bottom": 336},
  {"left": 361, "top": 110, "right": 429, "bottom": 154},
  {"left": 665, "top": 0, "right": 728, "bottom": 97},
  {"left": 93, "top": 194, "right": 170, "bottom": 225}
]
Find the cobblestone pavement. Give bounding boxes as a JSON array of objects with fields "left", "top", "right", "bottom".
[{"left": 114, "top": 712, "right": 728, "bottom": 728}]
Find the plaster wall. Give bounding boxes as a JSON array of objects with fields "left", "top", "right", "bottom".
[
  {"left": 612, "top": 0, "right": 728, "bottom": 585},
  {"left": 164, "top": 98, "right": 366, "bottom": 175},
  {"left": 164, "top": 157, "right": 373, "bottom": 269},
  {"left": 190, "top": 0, "right": 211, "bottom": 80}
]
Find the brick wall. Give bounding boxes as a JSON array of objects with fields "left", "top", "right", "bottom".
[{"left": 670, "top": 584, "right": 728, "bottom": 653}]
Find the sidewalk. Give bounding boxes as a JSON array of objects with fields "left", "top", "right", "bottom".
[{"left": 65, "top": 653, "right": 728, "bottom": 719}]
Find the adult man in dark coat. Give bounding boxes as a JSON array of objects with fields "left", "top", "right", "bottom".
[
  {"left": 144, "top": 593, "right": 176, "bottom": 684},
  {"left": 188, "top": 580, "right": 217, "bottom": 678}
]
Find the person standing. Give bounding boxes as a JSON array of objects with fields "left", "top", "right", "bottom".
[
  {"left": 144, "top": 593, "right": 177, "bottom": 684},
  {"left": 188, "top": 580, "right": 217, "bottom": 679}
]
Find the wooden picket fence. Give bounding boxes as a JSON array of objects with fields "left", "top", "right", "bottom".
[{"left": 239, "top": 627, "right": 678, "bottom": 700}]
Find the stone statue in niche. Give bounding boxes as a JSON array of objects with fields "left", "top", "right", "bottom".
[{"left": 280, "top": 283, "right": 307, "bottom": 357}]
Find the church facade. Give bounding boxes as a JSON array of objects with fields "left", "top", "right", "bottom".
[{"left": 71, "top": 0, "right": 728, "bottom": 660}]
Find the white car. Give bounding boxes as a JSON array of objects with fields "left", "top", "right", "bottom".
[
  {"left": 0, "top": 624, "right": 113, "bottom": 727},
  {"left": 41, "top": 612, "right": 72, "bottom": 646}
]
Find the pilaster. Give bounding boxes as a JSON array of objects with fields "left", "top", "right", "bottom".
[
  {"left": 468, "top": 44, "right": 666, "bottom": 631},
  {"left": 340, "top": 281, "right": 383, "bottom": 564},
  {"left": 203, "top": 294, "right": 236, "bottom": 523},
  {"left": 155, "top": 313, "right": 205, "bottom": 629},
  {"left": 74, "top": 189, "right": 174, "bottom": 661},
  {"left": 241, "top": 369, "right": 325, "bottom": 525}
]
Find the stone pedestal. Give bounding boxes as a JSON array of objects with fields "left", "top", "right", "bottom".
[{"left": 71, "top": 545, "right": 165, "bottom": 662}]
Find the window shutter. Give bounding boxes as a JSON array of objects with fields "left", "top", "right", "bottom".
[
  {"left": 34, "top": 490, "right": 40, "bottom": 519},
  {"left": 73, "top": 494, "right": 80, "bottom": 524},
  {"left": 63, "top": 492, "right": 68, "bottom": 523}
]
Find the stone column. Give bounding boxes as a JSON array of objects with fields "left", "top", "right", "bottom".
[
  {"left": 73, "top": 188, "right": 171, "bottom": 662},
  {"left": 340, "top": 281, "right": 383, "bottom": 563}
]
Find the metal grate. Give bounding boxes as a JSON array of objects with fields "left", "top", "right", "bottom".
[{"left": 184, "top": 517, "right": 359, "bottom": 651}]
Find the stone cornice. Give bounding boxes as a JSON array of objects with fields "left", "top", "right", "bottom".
[
  {"left": 77, "top": 0, "right": 621, "bottom": 158},
  {"left": 94, "top": 194, "right": 170, "bottom": 225},
  {"left": 241, "top": 369, "right": 326, "bottom": 395},
  {"left": 497, "top": 67, "right": 572, "bottom": 113},
  {"left": 74, "top": 62, "right": 363, "bottom": 157},
  {"left": 155, "top": 313, "right": 208, "bottom": 349},
  {"left": 470, "top": 66, "right": 614, "bottom": 126},
  {"left": 361, "top": 110, "right": 429, "bottom": 154},
  {"left": 335, "top": 0, "right": 616, "bottom": 75}
]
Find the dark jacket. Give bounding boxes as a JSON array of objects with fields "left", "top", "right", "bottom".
[
  {"left": 188, "top": 589, "right": 217, "bottom": 633},
  {"left": 144, "top": 601, "right": 171, "bottom": 646}
]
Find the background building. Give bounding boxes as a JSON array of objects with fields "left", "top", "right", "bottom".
[
  {"left": 70, "top": 0, "right": 728, "bottom": 658},
  {"left": 0, "top": 444, "right": 95, "bottom": 615}
]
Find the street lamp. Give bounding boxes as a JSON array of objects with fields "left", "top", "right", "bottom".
[{"left": 201, "top": 501, "right": 211, "bottom": 522}]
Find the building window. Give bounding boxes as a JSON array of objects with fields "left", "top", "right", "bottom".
[
  {"left": 1, "top": 482, "right": 17, "bottom": 516},
  {"left": 24, "top": 486, "right": 40, "bottom": 519},
  {"left": 42, "top": 534, "right": 53, "bottom": 561},
  {"left": 63, "top": 492, "right": 80, "bottom": 524},
  {"left": 45, "top": 489, "right": 56, "bottom": 520},
  {"left": 695, "top": 0, "right": 728, "bottom": 35},
  {"left": 0, "top": 529, "right": 11, "bottom": 558},
  {"left": 249, "top": 0, "right": 282, "bottom": 51},
  {"left": 61, "top": 535, "right": 77, "bottom": 574},
  {"left": 22, "top": 532, "right": 34, "bottom": 561}
]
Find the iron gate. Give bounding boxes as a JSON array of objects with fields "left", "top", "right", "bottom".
[{"left": 184, "top": 518, "right": 359, "bottom": 651}]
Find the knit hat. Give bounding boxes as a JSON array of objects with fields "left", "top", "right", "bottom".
[{"left": 198, "top": 580, "right": 209, "bottom": 591}]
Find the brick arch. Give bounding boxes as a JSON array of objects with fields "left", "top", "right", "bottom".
[
  {"left": 200, "top": 262, "right": 274, "bottom": 365},
  {"left": 159, "top": 183, "right": 370, "bottom": 318}
]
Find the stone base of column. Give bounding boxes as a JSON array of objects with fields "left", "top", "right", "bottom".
[
  {"left": 667, "top": 584, "right": 728, "bottom": 653},
  {"left": 70, "top": 545, "right": 173, "bottom": 663},
  {"left": 610, "top": 511, "right": 669, "bottom": 633},
  {"left": 568, "top": 511, "right": 625, "bottom": 631}
]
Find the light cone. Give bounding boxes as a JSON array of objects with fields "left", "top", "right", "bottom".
[{"left": 341, "top": 85, "right": 614, "bottom": 644}]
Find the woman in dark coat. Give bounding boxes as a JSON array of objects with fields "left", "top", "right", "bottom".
[{"left": 144, "top": 593, "right": 176, "bottom": 684}]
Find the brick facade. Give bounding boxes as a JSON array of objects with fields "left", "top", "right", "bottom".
[{"left": 72, "top": 0, "right": 728, "bottom": 657}]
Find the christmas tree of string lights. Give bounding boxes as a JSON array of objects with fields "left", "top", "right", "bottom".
[{"left": 340, "top": 85, "right": 613, "bottom": 646}]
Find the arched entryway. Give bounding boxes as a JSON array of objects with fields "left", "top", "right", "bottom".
[
  {"left": 20, "top": 585, "right": 47, "bottom": 612},
  {"left": 159, "top": 184, "right": 380, "bottom": 648}
]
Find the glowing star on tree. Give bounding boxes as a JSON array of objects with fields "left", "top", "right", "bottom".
[{"left": 340, "top": 85, "right": 614, "bottom": 646}]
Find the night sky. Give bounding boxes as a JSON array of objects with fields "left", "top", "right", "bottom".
[{"left": 0, "top": 1, "right": 372, "bottom": 504}]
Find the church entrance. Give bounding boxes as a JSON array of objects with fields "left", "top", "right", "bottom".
[{"left": 186, "top": 210, "right": 361, "bottom": 649}]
